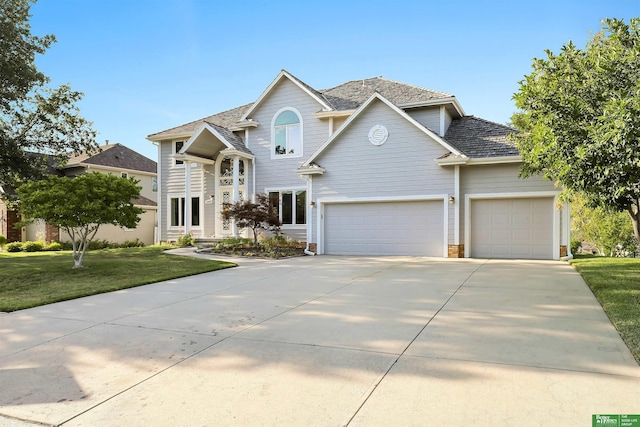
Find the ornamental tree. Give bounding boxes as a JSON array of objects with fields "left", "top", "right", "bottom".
[
  {"left": 0, "top": 0, "right": 97, "bottom": 191},
  {"left": 512, "top": 18, "right": 640, "bottom": 243},
  {"left": 16, "top": 173, "right": 143, "bottom": 268},
  {"left": 221, "top": 193, "right": 281, "bottom": 245}
]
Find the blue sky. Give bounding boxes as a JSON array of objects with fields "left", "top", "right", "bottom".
[{"left": 30, "top": 0, "right": 638, "bottom": 162}]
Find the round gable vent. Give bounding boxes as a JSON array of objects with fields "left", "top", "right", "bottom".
[{"left": 368, "top": 125, "right": 388, "bottom": 146}]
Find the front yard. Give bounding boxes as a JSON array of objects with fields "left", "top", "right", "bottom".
[
  {"left": 570, "top": 256, "right": 640, "bottom": 364},
  {"left": 0, "top": 246, "right": 236, "bottom": 312}
]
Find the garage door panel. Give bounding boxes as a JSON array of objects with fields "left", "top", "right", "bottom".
[
  {"left": 324, "top": 201, "right": 444, "bottom": 256},
  {"left": 471, "top": 197, "right": 553, "bottom": 259}
]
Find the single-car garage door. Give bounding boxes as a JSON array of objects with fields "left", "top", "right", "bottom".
[
  {"left": 470, "top": 197, "right": 554, "bottom": 259},
  {"left": 323, "top": 200, "right": 444, "bottom": 256}
]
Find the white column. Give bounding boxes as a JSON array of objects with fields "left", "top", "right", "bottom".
[
  {"left": 232, "top": 156, "right": 240, "bottom": 236},
  {"left": 454, "top": 165, "right": 460, "bottom": 245},
  {"left": 184, "top": 160, "right": 191, "bottom": 235}
]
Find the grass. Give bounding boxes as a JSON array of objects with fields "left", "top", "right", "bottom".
[
  {"left": 0, "top": 246, "right": 236, "bottom": 312},
  {"left": 570, "top": 255, "right": 640, "bottom": 364}
]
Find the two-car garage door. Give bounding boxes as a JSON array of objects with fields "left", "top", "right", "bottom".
[{"left": 323, "top": 200, "right": 444, "bottom": 256}]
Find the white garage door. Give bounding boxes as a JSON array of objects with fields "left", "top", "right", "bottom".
[
  {"left": 323, "top": 200, "right": 444, "bottom": 256},
  {"left": 470, "top": 198, "right": 554, "bottom": 259}
]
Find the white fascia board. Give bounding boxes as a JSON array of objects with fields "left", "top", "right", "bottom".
[
  {"left": 313, "top": 109, "right": 356, "bottom": 119},
  {"left": 466, "top": 156, "right": 522, "bottom": 165},
  {"left": 297, "top": 166, "right": 325, "bottom": 175},
  {"left": 219, "top": 148, "right": 255, "bottom": 160},
  {"left": 434, "top": 156, "right": 469, "bottom": 166},
  {"left": 229, "top": 120, "right": 259, "bottom": 131},
  {"left": 146, "top": 132, "right": 192, "bottom": 142},
  {"left": 181, "top": 123, "right": 240, "bottom": 155},
  {"left": 239, "top": 70, "right": 332, "bottom": 121},
  {"left": 399, "top": 97, "right": 466, "bottom": 117},
  {"left": 303, "top": 93, "right": 463, "bottom": 167},
  {"left": 171, "top": 153, "right": 215, "bottom": 165}
]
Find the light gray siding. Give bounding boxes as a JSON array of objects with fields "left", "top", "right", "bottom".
[
  {"left": 406, "top": 107, "right": 441, "bottom": 134},
  {"left": 444, "top": 109, "right": 453, "bottom": 134},
  {"left": 247, "top": 79, "right": 330, "bottom": 190},
  {"left": 311, "top": 99, "right": 455, "bottom": 244},
  {"left": 159, "top": 140, "right": 209, "bottom": 241},
  {"left": 459, "top": 163, "right": 558, "bottom": 244}
]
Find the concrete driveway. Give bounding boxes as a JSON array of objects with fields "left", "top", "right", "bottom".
[{"left": 0, "top": 255, "right": 638, "bottom": 426}]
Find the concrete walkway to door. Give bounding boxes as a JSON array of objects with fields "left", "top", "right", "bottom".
[{"left": 0, "top": 255, "right": 638, "bottom": 426}]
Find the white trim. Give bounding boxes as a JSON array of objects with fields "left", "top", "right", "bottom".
[
  {"left": 439, "top": 106, "right": 446, "bottom": 137},
  {"left": 265, "top": 186, "right": 307, "bottom": 228},
  {"left": 147, "top": 132, "right": 192, "bottom": 143},
  {"left": 303, "top": 93, "right": 462, "bottom": 167},
  {"left": 166, "top": 192, "right": 203, "bottom": 231},
  {"left": 316, "top": 195, "right": 448, "bottom": 256},
  {"left": 172, "top": 140, "right": 185, "bottom": 168},
  {"left": 454, "top": 165, "right": 460, "bottom": 245},
  {"left": 466, "top": 156, "right": 522, "bottom": 165},
  {"left": 314, "top": 109, "right": 356, "bottom": 119},
  {"left": 182, "top": 123, "right": 236, "bottom": 155},
  {"left": 154, "top": 142, "right": 161, "bottom": 244},
  {"left": 463, "top": 191, "right": 560, "bottom": 259},
  {"left": 240, "top": 70, "right": 332, "bottom": 121},
  {"left": 271, "top": 107, "right": 304, "bottom": 159},
  {"left": 398, "top": 97, "right": 466, "bottom": 117}
]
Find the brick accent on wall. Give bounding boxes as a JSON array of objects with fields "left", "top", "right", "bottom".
[
  {"left": 448, "top": 244, "right": 464, "bottom": 258},
  {"left": 308, "top": 243, "right": 317, "bottom": 253},
  {"left": 560, "top": 245, "right": 568, "bottom": 258},
  {"left": 45, "top": 224, "right": 60, "bottom": 243}
]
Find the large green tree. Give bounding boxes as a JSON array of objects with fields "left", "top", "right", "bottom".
[
  {"left": 1, "top": 0, "right": 97, "bottom": 191},
  {"left": 17, "top": 173, "right": 143, "bottom": 268},
  {"left": 512, "top": 18, "right": 640, "bottom": 243}
]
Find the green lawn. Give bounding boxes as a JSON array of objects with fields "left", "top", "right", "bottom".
[
  {"left": 570, "top": 256, "right": 640, "bottom": 364},
  {"left": 0, "top": 247, "right": 236, "bottom": 312}
]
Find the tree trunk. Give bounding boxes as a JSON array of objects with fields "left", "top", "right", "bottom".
[{"left": 628, "top": 201, "right": 640, "bottom": 246}]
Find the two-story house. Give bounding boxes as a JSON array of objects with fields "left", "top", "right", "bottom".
[
  {"left": 148, "top": 70, "right": 571, "bottom": 259},
  {"left": 1, "top": 143, "right": 158, "bottom": 245}
]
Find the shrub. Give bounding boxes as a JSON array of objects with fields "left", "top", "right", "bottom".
[
  {"left": 120, "top": 239, "right": 145, "bottom": 248},
  {"left": 570, "top": 238, "right": 582, "bottom": 255},
  {"left": 23, "top": 241, "right": 44, "bottom": 252},
  {"left": 45, "top": 242, "right": 63, "bottom": 251},
  {"left": 261, "top": 234, "right": 294, "bottom": 248},
  {"left": 216, "top": 237, "right": 253, "bottom": 248},
  {"left": 6, "top": 242, "right": 23, "bottom": 252},
  {"left": 88, "top": 239, "right": 114, "bottom": 250},
  {"left": 0, "top": 234, "right": 6, "bottom": 250},
  {"left": 177, "top": 233, "right": 195, "bottom": 247}
]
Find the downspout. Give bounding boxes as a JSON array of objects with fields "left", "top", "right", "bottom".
[{"left": 303, "top": 175, "right": 315, "bottom": 256}]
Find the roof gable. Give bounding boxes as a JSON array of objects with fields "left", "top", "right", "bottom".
[
  {"left": 239, "top": 70, "right": 333, "bottom": 120},
  {"left": 181, "top": 123, "right": 253, "bottom": 157},
  {"left": 303, "top": 93, "right": 463, "bottom": 166}
]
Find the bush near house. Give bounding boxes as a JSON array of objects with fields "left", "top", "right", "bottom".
[{"left": 6, "top": 242, "right": 23, "bottom": 252}]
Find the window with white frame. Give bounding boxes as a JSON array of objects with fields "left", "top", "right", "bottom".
[
  {"left": 268, "top": 190, "right": 306, "bottom": 225},
  {"left": 169, "top": 196, "right": 200, "bottom": 227},
  {"left": 152, "top": 177, "right": 158, "bottom": 192},
  {"left": 121, "top": 172, "right": 128, "bottom": 179},
  {"left": 272, "top": 109, "right": 302, "bottom": 157},
  {"left": 174, "top": 141, "right": 184, "bottom": 166}
]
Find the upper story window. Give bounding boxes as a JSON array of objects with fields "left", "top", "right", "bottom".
[
  {"left": 272, "top": 108, "right": 302, "bottom": 158},
  {"left": 174, "top": 141, "right": 184, "bottom": 166},
  {"left": 151, "top": 177, "right": 158, "bottom": 192},
  {"left": 121, "top": 172, "right": 128, "bottom": 179}
]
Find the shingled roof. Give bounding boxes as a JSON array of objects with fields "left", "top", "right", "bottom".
[
  {"left": 148, "top": 73, "right": 453, "bottom": 140},
  {"left": 443, "top": 116, "right": 519, "bottom": 158},
  {"left": 148, "top": 104, "right": 252, "bottom": 140},
  {"left": 66, "top": 143, "right": 157, "bottom": 174},
  {"left": 321, "top": 77, "right": 452, "bottom": 110}
]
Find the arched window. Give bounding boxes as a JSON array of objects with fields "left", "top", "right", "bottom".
[{"left": 273, "top": 109, "right": 302, "bottom": 157}]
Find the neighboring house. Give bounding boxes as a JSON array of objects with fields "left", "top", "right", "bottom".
[
  {"left": 1, "top": 143, "right": 158, "bottom": 245},
  {"left": 148, "top": 70, "right": 571, "bottom": 259}
]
